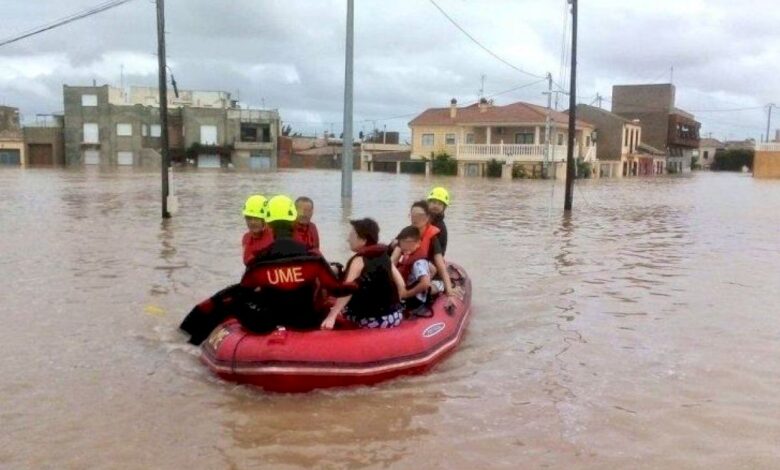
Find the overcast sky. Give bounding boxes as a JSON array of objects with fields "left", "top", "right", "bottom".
[{"left": 2, "top": 0, "right": 779, "bottom": 141}]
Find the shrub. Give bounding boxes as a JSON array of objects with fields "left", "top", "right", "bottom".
[
  {"left": 486, "top": 159, "right": 504, "bottom": 178},
  {"left": 512, "top": 164, "right": 528, "bottom": 179},
  {"left": 430, "top": 151, "right": 458, "bottom": 176}
]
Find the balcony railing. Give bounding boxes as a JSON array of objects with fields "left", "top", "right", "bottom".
[{"left": 456, "top": 143, "right": 577, "bottom": 162}]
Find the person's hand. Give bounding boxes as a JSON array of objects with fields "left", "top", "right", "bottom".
[{"left": 321, "top": 309, "right": 341, "bottom": 330}]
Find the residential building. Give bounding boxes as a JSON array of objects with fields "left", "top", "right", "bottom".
[
  {"left": 698, "top": 138, "right": 724, "bottom": 170},
  {"left": 409, "top": 98, "right": 596, "bottom": 178},
  {"left": 0, "top": 106, "right": 25, "bottom": 166},
  {"left": 63, "top": 85, "right": 280, "bottom": 169},
  {"left": 360, "top": 142, "right": 412, "bottom": 173},
  {"left": 723, "top": 139, "right": 755, "bottom": 151},
  {"left": 278, "top": 135, "right": 360, "bottom": 169},
  {"left": 575, "top": 104, "right": 665, "bottom": 177},
  {"left": 611, "top": 84, "right": 700, "bottom": 173}
]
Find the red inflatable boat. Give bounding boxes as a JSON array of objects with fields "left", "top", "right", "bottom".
[{"left": 200, "top": 263, "right": 472, "bottom": 392}]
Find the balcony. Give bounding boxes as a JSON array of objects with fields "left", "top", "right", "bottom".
[{"left": 456, "top": 143, "right": 583, "bottom": 162}]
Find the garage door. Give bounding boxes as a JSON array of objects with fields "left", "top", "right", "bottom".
[
  {"left": 28, "top": 144, "right": 53, "bottom": 165},
  {"left": 84, "top": 150, "right": 100, "bottom": 165},
  {"left": 250, "top": 153, "right": 271, "bottom": 170},
  {"left": 117, "top": 151, "right": 133, "bottom": 166},
  {"left": 0, "top": 149, "right": 21, "bottom": 165},
  {"left": 197, "top": 154, "right": 220, "bottom": 168}
]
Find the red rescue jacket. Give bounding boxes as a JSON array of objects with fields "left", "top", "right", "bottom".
[
  {"left": 242, "top": 228, "right": 274, "bottom": 265},
  {"left": 293, "top": 222, "right": 320, "bottom": 254}
]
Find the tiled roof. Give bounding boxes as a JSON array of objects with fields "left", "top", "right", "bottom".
[
  {"left": 699, "top": 138, "right": 724, "bottom": 148},
  {"left": 409, "top": 101, "right": 593, "bottom": 128}
]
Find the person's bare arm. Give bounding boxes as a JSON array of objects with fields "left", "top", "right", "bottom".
[
  {"left": 391, "top": 264, "right": 408, "bottom": 299},
  {"left": 321, "top": 258, "right": 363, "bottom": 329},
  {"left": 390, "top": 245, "right": 401, "bottom": 265},
  {"left": 433, "top": 253, "right": 454, "bottom": 296}
]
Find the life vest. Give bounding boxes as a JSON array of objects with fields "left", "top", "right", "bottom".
[
  {"left": 397, "top": 224, "right": 440, "bottom": 280},
  {"left": 344, "top": 244, "right": 400, "bottom": 319}
]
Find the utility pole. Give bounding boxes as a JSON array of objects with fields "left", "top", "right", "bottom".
[
  {"left": 596, "top": 93, "right": 603, "bottom": 108},
  {"left": 479, "top": 74, "right": 486, "bottom": 99},
  {"left": 543, "top": 72, "right": 552, "bottom": 179},
  {"left": 156, "top": 0, "right": 171, "bottom": 219},
  {"left": 341, "top": 0, "right": 355, "bottom": 198},
  {"left": 765, "top": 104, "right": 774, "bottom": 143},
  {"left": 564, "top": 0, "right": 577, "bottom": 212}
]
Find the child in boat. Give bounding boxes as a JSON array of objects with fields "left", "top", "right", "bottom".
[
  {"left": 395, "top": 225, "right": 444, "bottom": 317},
  {"left": 321, "top": 218, "right": 406, "bottom": 329},
  {"left": 293, "top": 196, "right": 320, "bottom": 254},
  {"left": 241, "top": 195, "right": 274, "bottom": 265},
  {"left": 390, "top": 201, "right": 455, "bottom": 303}
]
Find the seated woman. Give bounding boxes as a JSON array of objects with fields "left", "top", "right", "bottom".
[{"left": 321, "top": 218, "right": 407, "bottom": 330}]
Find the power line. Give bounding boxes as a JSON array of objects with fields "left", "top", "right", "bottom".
[
  {"left": 0, "top": 0, "right": 136, "bottom": 48},
  {"left": 427, "top": 0, "right": 546, "bottom": 80}
]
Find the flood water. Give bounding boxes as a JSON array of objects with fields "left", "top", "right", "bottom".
[{"left": 2, "top": 167, "right": 780, "bottom": 469}]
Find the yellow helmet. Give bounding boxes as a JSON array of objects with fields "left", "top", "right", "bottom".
[
  {"left": 243, "top": 195, "right": 267, "bottom": 219},
  {"left": 265, "top": 195, "right": 298, "bottom": 223},
  {"left": 427, "top": 187, "right": 451, "bottom": 206}
]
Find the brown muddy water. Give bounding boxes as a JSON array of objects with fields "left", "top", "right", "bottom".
[{"left": 1, "top": 168, "right": 779, "bottom": 469}]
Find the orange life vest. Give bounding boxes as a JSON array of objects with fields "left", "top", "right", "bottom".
[{"left": 397, "top": 224, "right": 440, "bottom": 280}]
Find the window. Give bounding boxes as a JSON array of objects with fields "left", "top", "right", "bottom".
[
  {"left": 142, "top": 125, "right": 148, "bottom": 137},
  {"left": 117, "top": 123, "right": 132, "bottom": 136},
  {"left": 82, "top": 94, "right": 98, "bottom": 107},
  {"left": 624, "top": 127, "right": 629, "bottom": 146},
  {"left": 586, "top": 136, "right": 591, "bottom": 147},
  {"left": 703, "top": 151, "right": 709, "bottom": 160},
  {"left": 557, "top": 133, "right": 564, "bottom": 146},
  {"left": 514, "top": 133, "right": 534, "bottom": 144},
  {"left": 465, "top": 133, "right": 475, "bottom": 144},
  {"left": 445, "top": 133, "right": 456, "bottom": 145},
  {"left": 117, "top": 151, "right": 133, "bottom": 165},
  {"left": 83, "top": 123, "right": 99, "bottom": 143},
  {"left": 150, "top": 125, "right": 161, "bottom": 138},
  {"left": 200, "top": 125, "right": 218, "bottom": 145},
  {"left": 421, "top": 133, "right": 434, "bottom": 146}
]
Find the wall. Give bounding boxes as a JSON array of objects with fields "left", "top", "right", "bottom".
[
  {"left": 754, "top": 151, "right": 780, "bottom": 178},
  {"left": 63, "top": 85, "right": 112, "bottom": 165},
  {"left": 410, "top": 124, "right": 461, "bottom": 159},
  {"left": 612, "top": 84, "right": 674, "bottom": 114}
]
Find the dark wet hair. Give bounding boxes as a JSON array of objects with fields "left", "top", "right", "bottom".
[
  {"left": 349, "top": 218, "right": 380, "bottom": 245},
  {"left": 295, "top": 196, "right": 314, "bottom": 206},
  {"left": 397, "top": 225, "right": 421, "bottom": 241},
  {"left": 411, "top": 200, "right": 429, "bottom": 214}
]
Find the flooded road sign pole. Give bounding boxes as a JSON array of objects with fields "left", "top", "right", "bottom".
[
  {"left": 564, "top": 0, "right": 578, "bottom": 212},
  {"left": 156, "top": 0, "right": 171, "bottom": 219},
  {"left": 341, "top": 0, "right": 355, "bottom": 199}
]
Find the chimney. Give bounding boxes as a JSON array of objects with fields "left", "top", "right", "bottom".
[
  {"left": 449, "top": 98, "right": 457, "bottom": 119},
  {"left": 479, "top": 97, "right": 488, "bottom": 113}
]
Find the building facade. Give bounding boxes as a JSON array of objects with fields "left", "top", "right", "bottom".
[
  {"left": 409, "top": 99, "right": 596, "bottom": 178},
  {"left": 63, "top": 85, "right": 280, "bottom": 169},
  {"left": 698, "top": 138, "right": 724, "bottom": 170},
  {"left": 611, "top": 84, "right": 700, "bottom": 174},
  {"left": 575, "top": 104, "right": 665, "bottom": 177},
  {"left": 0, "top": 106, "right": 25, "bottom": 166}
]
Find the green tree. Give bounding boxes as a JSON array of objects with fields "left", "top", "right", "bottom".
[{"left": 712, "top": 149, "right": 754, "bottom": 171}]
